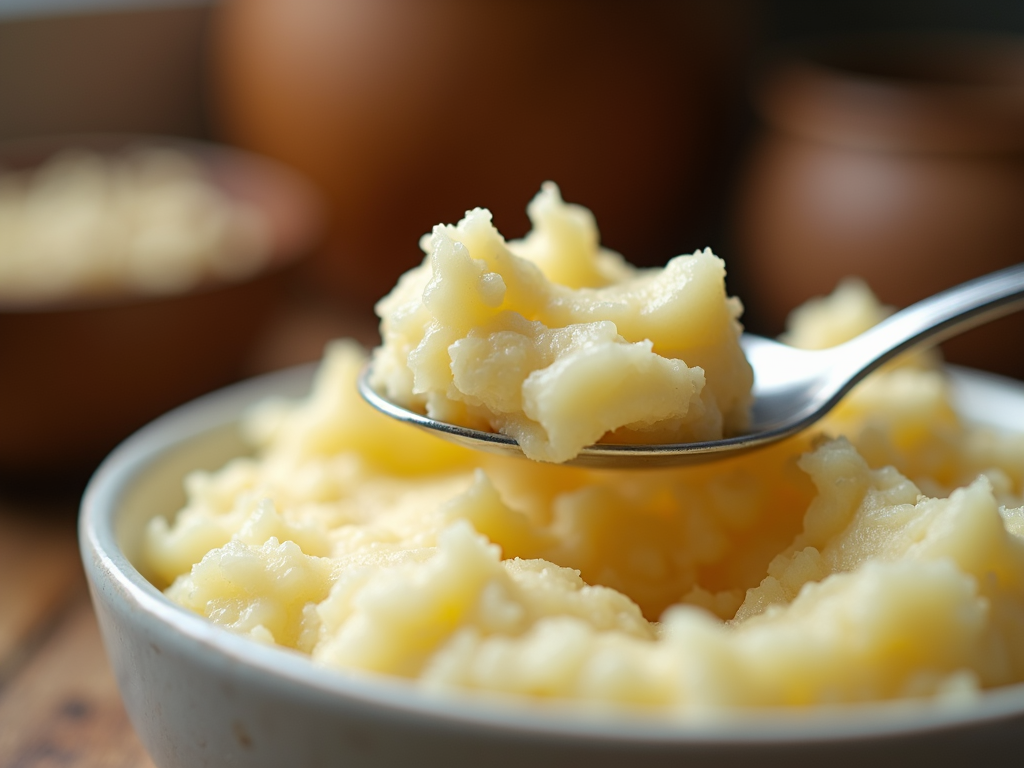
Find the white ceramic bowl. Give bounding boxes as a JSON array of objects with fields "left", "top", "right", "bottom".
[{"left": 80, "top": 364, "right": 1024, "bottom": 768}]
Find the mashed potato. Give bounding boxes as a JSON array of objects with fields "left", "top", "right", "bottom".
[
  {"left": 369, "top": 183, "right": 752, "bottom": 463},
  {"left": 143, "top": 189, "right": 1024, "bottom": 713},
  {"left": 0, "top": 146, "right": 269, "bottom": 301}
]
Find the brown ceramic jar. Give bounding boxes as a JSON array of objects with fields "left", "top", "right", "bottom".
[
  {"left": 207, "top": 0, "right": 754, "bottom": 316},
  {"left": 731, "top": 36, "right": 1024, "bottom": 379}
]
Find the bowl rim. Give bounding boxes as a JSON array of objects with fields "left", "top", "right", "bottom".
[{"left": 79, "top": 363, "right": 1024, "bottom": 747}]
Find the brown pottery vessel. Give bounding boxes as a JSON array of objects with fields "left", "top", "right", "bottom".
[
  {"left": 0, "top": 135, "right": 324, "bottom": 482},
  {"left": 208, "top": 0, "right": 755, "bottom": 315},
  {"left": 732, "top": 35, "right": 1024, "bottom": 379}
]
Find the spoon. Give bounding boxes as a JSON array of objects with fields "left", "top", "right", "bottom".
[{"left": 359, "top": 263, "right": 1024, "bottom": 468}]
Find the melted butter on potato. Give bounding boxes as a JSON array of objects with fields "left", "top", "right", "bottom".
[
  {"left": 369, "top": 183, "right": 751, "bottom": 463},
  {"left": 145, "top": 204, "right": 1024, "bottom": 712}
]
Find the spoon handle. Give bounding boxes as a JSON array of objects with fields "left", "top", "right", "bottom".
[{"left": 835, "top": 262, "right": 1024, "bottom": 379}]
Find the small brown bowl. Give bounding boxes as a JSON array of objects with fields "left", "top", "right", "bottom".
[{"left": 0, "top": 135, "right": 324, "bottom": 485}]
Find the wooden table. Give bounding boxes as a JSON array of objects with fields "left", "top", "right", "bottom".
[
  {"left": 0, "top": 300, "right": 377, "bottom": 768},
  {"left": 0, "top": 494, "right": 156, "bottom": 768}
]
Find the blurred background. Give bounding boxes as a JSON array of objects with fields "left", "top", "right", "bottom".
[
  {"left": 3, "top": 6, "right": 1022, "bottom": 763},
  {"left": 2, "top": 0, "right": 1024, "bottom": 485}
]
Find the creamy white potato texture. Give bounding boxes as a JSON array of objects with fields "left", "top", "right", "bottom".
[
  {"left": 369, "top": 183, "right": 752, "bottom": 463},
  {"left": 0, "top": 147, "right": 269, "bottom": 301},
  {"left": 145, "top": 205, "right": 1024, "bottom": 713}
]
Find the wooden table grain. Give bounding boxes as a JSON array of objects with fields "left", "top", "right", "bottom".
[
  {"left": 0, "top": 300, "right": 375, "bottom": 768},
  {"left": 0, "top": 496, "right": 156, "bottom": 768}
]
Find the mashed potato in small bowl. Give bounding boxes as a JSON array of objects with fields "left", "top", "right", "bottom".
[
  {"left": 80, "top": 188, "right": 1024, "bottom": 767},
  {"left": 0, "top": 134, "right": 323, "bottom": 483}
]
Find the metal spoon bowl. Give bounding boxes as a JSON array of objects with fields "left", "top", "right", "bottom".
[{"left": 359, "top": 263, "right": 1024, "bottom": 468}]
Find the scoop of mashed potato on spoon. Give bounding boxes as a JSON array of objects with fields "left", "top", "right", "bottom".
[{"left": 369, "top": 183, "right": 752, "bottom": 463}]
